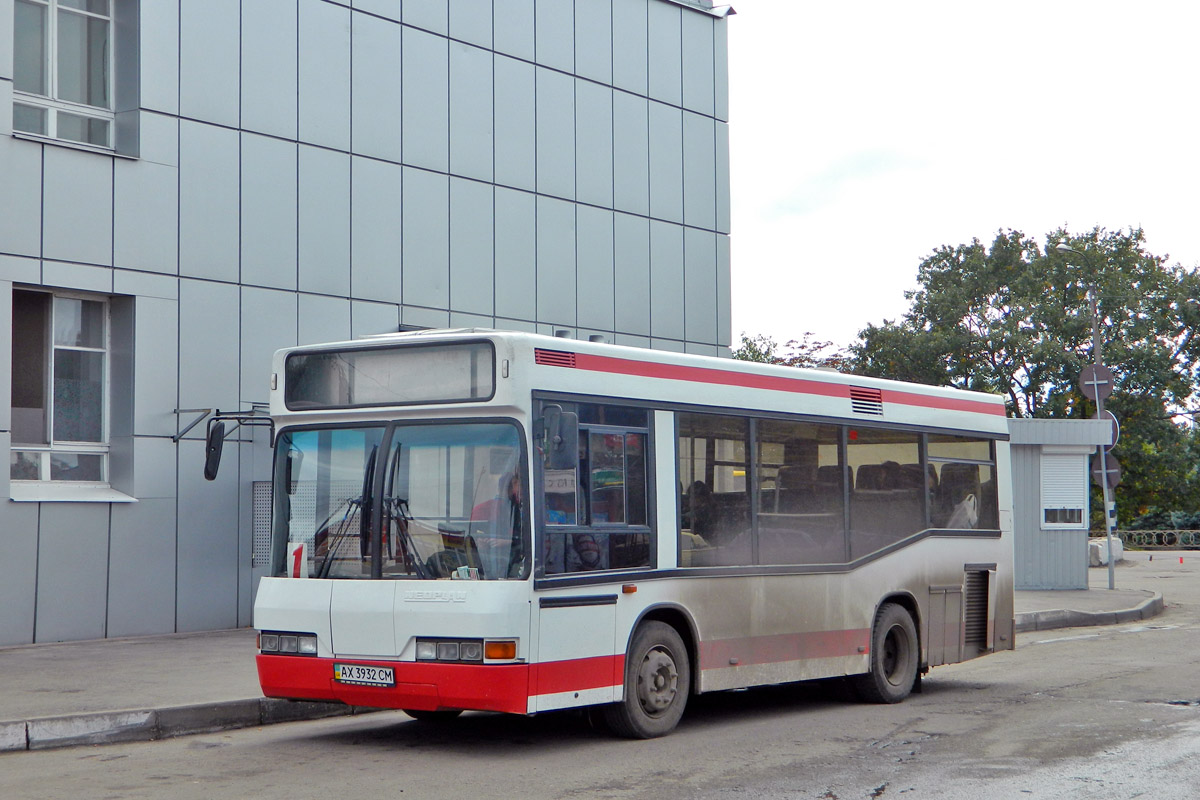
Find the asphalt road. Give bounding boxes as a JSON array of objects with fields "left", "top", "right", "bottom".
[{"left": 4, "top": 558, "right": 1198, "bottom": 799}]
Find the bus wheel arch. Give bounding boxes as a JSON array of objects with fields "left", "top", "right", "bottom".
[
  {"left": 631, "top": 605, "right": 700, "bottom": 695},
  {"left": 604, "top": 611, "right": 695, "bottom": 738},
  {"left": 855, "top": 598, "right": 920, "bottom": 704}
]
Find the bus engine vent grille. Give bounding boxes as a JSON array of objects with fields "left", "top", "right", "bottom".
[
  {"left": 849, "top": 386, "right": 884, "bottom": 415},
  {"left": 963, "top": 570, "right": 989, "bottom": 647},
  {"left": 535, "top": 348, "right": 577, "bottom": 368}
]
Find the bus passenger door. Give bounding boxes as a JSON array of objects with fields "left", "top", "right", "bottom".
[{"left": 531, "top": 594, "right": 619, "bottom": 712}]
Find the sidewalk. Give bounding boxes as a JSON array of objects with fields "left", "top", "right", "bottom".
[{"left": 1, "top": 553, "right": 1183, "bottom": 753}]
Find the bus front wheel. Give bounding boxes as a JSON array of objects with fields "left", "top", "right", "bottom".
[
  {"left": 855, "top": 602, "right": 918, "bottom": 704},
  {"left": 602, "top": 621, "right": 690, "bottom": 738}
]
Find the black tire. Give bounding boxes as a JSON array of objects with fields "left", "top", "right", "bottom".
[
  {"left": 602, "top": 621, "right": 690, "bottom": 738},
  {"left": 402, "top": 708, "right": 464, "bottom": 723},
  {"left": 854, "top": 602, "right": 918, "bottom": 704}
]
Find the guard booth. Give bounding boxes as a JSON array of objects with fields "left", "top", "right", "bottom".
[{"left": 1008, "top": 419, "right": 1112, "bottom": 590}]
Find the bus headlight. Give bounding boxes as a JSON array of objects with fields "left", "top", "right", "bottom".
[
  {"left": 416, "top": 638, "right": 487, "bottom": 662},
  {"left": 260, "top": 631, "right": 318, "bottom": 656}
]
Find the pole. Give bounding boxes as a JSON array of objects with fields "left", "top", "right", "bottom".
[{"left": 1091, "top": 285, "right": 1116, "bottom": 590}]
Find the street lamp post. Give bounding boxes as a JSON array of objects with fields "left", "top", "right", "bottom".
[{"left": 1056, "top": 242, "right": 1118, "bottom": 589}]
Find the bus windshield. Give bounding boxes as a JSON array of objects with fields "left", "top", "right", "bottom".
[{"left": 271, "top": 421, "right": 527, "bottom": 581}]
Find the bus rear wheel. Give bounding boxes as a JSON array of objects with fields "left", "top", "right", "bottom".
[
  {"left": 402, "top": 708, "right": 463, "bottom": 723},
  {"left": 855, "top": 602, "right": 918, "bottom": 704},
  {"left": 602, "top": 621, "right": 690, "bottom": 738}
]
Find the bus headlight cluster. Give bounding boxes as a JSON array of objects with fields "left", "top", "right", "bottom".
[
  {"left": 415, "top": 638, "right": 517, "bottom": 662},
  {"left": 260, "top": 631, "right": 318, "bottom": 656},
  {"left": 416, "top": 638, "right": 482, "bottom": 662}
]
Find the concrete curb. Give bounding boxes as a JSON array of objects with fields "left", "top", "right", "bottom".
[
  {"left": 1014, "top": 592, "right": 1164, "bottom": 633},
  {"left": 0, "top": 698, "right": 378, "bottom": 753}
]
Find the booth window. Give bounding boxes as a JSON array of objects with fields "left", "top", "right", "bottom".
[
  {"left": 10, "top": 288, "right": 110, "bottom": 484},
  {"left": 1041, "top": 453, "right": 1087, "bottom": 529},
  {"left": 13, "top": 0, "right": 116, "bottom": 148}
]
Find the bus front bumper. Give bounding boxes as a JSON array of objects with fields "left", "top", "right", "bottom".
[{"left": 256, "top": 654, "right": 531, "bottom": 715}]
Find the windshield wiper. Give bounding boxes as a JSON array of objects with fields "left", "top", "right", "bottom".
[
  {"left": 314, "top": 497, "right": 362, "bottom": 579},
  {"left": 386, "top": 496, "right": 430, "bottom": 579}
]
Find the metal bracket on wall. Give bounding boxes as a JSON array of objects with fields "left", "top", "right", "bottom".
[
  {"left": 173, "top": 408, "right": 213, "bottom": 443},
  {"left": 174, "top": 405, "right": 271, "bottom": 443}
]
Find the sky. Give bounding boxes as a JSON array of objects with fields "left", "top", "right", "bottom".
[{"left": 725, "top": 1, "right": 1200, "bottom": 351}]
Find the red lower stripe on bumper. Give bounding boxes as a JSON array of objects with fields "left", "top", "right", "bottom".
[{"left": 257, "top": 655, "right": 531, "bottom": 714}]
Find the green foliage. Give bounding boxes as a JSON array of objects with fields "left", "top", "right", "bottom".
[
  {"left": 847, "top": 226, "right": 1200, "bottom": 526},
  {"left": 733, "top": 332, "right": 849, "bottom": 371}
]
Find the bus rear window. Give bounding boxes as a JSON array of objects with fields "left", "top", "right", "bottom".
[{"left": 284, "top": 342, "right": 495, "bottom": 410}]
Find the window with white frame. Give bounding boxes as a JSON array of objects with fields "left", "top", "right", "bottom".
[
  {"left": 12, "top": 0, "right": 114, "bottom": 148},
  {"left": 10, "top": 288, "right": 110, "bottom": 483},
  {"left": 1041, "top": 452, "right": 1087, "bottom": 529}
]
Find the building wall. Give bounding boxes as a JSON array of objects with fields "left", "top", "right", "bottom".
[
  {"left": 1011, "top": 444, "right": 1089, "bottom": 591},
  {"left": 0, "top": 0, "right": 732, "bottom": 644}
]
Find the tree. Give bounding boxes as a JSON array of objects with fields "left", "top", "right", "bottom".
[
  {"left": 849, "top": 227, "right": 1200, "bottom": 524},
  {"left": 733, "top": 332, "right": 848, "bottom": 370}
]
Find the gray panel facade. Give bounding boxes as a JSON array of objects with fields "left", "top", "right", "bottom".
[
  {"left": 1009, "top": 419, "right": 1110, "bottom": 591},
  {"left": 0, "top": 0, "right": 732, "bottom": 644}
]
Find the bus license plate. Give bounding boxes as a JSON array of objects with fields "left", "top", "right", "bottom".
[{"left": 333, "top": 663, "right": 395, "bottom": 687}]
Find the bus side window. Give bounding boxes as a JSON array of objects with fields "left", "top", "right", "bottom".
[
  {"left": 677, "top": 413, "right": 751, "bottom": 567},
  {"left": 541, "top": 404, "right": 651, "bottom": 575},
  {"left": 847, "top": 428, "right": 922, "bottom": 561}
]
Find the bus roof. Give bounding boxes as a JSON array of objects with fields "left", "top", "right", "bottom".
[{"left": 271, "top": 328, "right": 1009, "bottom": 435}]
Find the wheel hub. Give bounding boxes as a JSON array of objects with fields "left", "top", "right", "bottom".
[{"left": 637, "top": 647, "right": 678, "bottom": 714}]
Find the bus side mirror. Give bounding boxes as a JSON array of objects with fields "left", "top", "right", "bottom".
[
  {"left": 541, "top": 405, "right": 578, "bottom": 471},
  {"left": 203, "top": 421, "right": 226, "bottom": 481}
]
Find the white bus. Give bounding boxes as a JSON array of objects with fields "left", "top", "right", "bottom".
[{"left": 205, "top": 329, "right": 1013, "bottom": 738}]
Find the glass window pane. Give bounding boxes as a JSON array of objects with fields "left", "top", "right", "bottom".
[
  {"left": 57, "top": 9, "right": 110, "bottom": 108},
  {"left": 14, "top": 1, "right": 48, "bottom": 95},
  {"left": 55, "top": 111, "right": 111, "bottom": 146},
  {"left": 757, "top": 419, "right": 844, "bottom": 565},
  {"left": 13, "top": 103, "right": 49, "bottom": 135},
  {"left": 53, "top": 297, "right": 105, "bottom": 348},
  {"left": 12, "top": 290, "right": 50, "bottom": 445},
  {"left": 572, "top": 403, "right": 648, "bottom": 428},
  {"left": 678, "top": 413, "right": 751, "bottom": 567},
  {"left": 10, "top": 451, "right": 43, "bottom": 481},
  {"left": 52, "top": 349, "right": 105, "bottom": 442},
  {"left": 276, "top": 427, "right": 384, "bottom": 579},
  {"left": 847, "top": 427, "right": 923, "bottom": 559},
  {"left": 933, "top": 463, "right": 999, "bottom": 530},
  {"left": 625, "top": 433, "right": 647, "bottom": 526},
  {"left": 60, "top": 0, "right": 110, "bottom": 14},
  {"left": 544, "top": 467, "right": 577, "bottom": 526},
  {"left": 49, "top": 452, "right": 104, "bottom": 481},
  {"left": 928, "top": 434, "right": 992, "bottom": 462},
  {"left": 285, "top": 343, "right": 495, "bottom": 409},
  {"left": 590, "top": 432, "right": 626, "bottom": 524}
]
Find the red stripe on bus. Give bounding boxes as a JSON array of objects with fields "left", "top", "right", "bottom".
[
  {"left": 569, "top": 352, "right": 1006, "bottom": 417},
  {"left": 698, "top": 628, "right": 871, "bottom": 671},
  {"left": 574, "top": 353, "right": 847, "bottom": 399},
  {"left": 880, "top": 387, "right": 1004, "bottom": 416},
  {"left": 531, "top": 654, "right": 624, "bottom": 696}
]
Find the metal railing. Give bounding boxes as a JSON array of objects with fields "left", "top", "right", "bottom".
[{"left": 1116, "top": 530, "right": 1200, "bottom": 549}]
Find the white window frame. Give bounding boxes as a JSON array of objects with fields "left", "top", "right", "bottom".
[
  {"left": 11, "top": 0, "right": 116, "bottom": 150},
  {"left": 10, "top": 288, "right": 111, "bottom": 489},
  {"left": 1040, "top": 449, "right": 1090, "bottom": 530}
]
